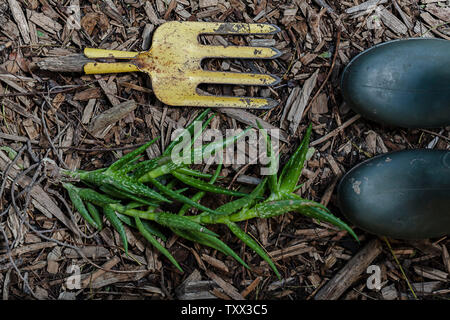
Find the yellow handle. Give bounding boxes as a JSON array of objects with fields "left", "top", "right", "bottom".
[
  {"left": 83, "top": 48, "right": 141, "bottom": 74},
  {"left": 84, "top": 48, "right": 139, "bottom": 59},
  {"left": 84, "top": 62, "right": 139, "bottom": 74}
]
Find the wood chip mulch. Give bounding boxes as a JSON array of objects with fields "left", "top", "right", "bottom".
[{"left": 0, "top": 0, "right": 449, "bottom": 300}]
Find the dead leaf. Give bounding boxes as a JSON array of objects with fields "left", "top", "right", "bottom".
[
  {"left": 81, "top": 12, "right": 99, "bottom": 35},
  {"left": 98, "top": 13, "right": 110, "bottom": 32}
]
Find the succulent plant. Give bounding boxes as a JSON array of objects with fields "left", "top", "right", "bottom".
[{"left": 58, "top": 109, "right": 357, "bottom": 279}]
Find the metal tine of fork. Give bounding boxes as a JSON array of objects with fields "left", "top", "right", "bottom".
[
  {"left": 194, "top": 22, "right": 281, "bottom": 59},
  {"left": 194, "top": 71, "right": 280, "bottom": 86},
  {"left": 188, "top": 22, "right": 281, "bottom": 36},
  {"left": 188, "top": 94, "right": 279, "bottom": 109},
  {"left": 199, "top": 45, "right": 281, "bottom": 60}
]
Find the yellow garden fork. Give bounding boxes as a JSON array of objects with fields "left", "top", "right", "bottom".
[{"left": 83, "top": 21, "right": 282, "bottom": 109}]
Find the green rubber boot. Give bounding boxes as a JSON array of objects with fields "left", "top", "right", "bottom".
[
  {"left": 341, "top": 38, "right": 450, "bottom": 128},
  {"left": 338, "top": 150, "right": 450, "bottom": 239}
]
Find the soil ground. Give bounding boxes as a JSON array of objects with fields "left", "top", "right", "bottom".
[{"left": 0, "top": 0, "right": 449, "bottom": 300}]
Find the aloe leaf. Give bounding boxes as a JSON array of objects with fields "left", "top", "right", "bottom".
[
  {"left": 141, "top": 220, "right": 167, "bottom": 241},
  {"left": 163, "top": 108, "right": 212, "bottom": 156},
  {"left": 129, "top": 156, "right": 164, "bottom": 180},
  {"left": 137, "top": 160, "right": 181, "bottom": 182},
  {"left": 240, "top": 177, "right": 268, "bottom": 211},
  {"left": 124, "top": 202, "right": 144, "bottom": 210},
  {"left": 285, "top": 193, "right": 332, "bottom": 212},
  {"left": 279, "top": 124, "right": 312, "bottom": 193},
  {"left": 135, "top": 217, "right": 183, "bottom": 272},
  {"left": 278, "top": 131, "right": 308, "bottom": 185},
  {"left": 189, "top": 113, "right": 216, "bottom": 151},
  {"left": 171, "top": 171, "right": 247, "bottom": 197},
  {"left": 285, "top": 193, "right": 357, "bottom": 241},
  {"left": 153, "top": 212, "right": 218, "bottom": 237},
  {"left": 104, "top": 205, "right": 128, "bottom": 254},
  {"left": 63, "top": 183, "right": 101, "bottom": 229},
  {"left": 118, "top": 154, "right": 146, "bottom": 174},
  {"left": 99, "top": 185, "right": 128, "bottom": 199},
  {"left": 210, "top": 163, "right": 224, "bottom": 183},
  {"left": 147, "top": 177, "right": 225, "bottom": 216},
  {"left": 86, "top": 202, "right": 103, "bottom": 230},
  {"left": 100, "top": 185, "right": 159, "bottom": 207},
  {"left": 224, "top": 221, "right": 280, "bottom": 279},
  {"left": 95, "top": 172, "right": 170, "bottom": 203},
  {"left": 183, "top": 127, "right": 250, "bottom": 166},
  {"left": 123, "top": 209, "right": 219, "bottom": 238},
  {"left": 162, "top": 181, "right": 189, "bottom": 196},
  {"left": 199, "top": 178, "right": 267, "bottom": 221},
  {"left": 109, "top": 173, "right": 170, "bottom": 203},
  {"left": 141, "top": 126, "right": 246, "bottom": 181},
  {"left": 177, "top": 191, "right": 204, "bottom": 216},
  {"left": 108, "top": 138, "right": 158, "bottom": 172},
  {"left": 175, "top": 167, "right": 214, "bottom": 179},
  {"left": 172, "top": 227, "right": 249, "bottom": 269},
  {"left": 116, "top": 210, "right": 135, "bottom": 224},
  {"left": 286, "top": 194, "right": 359, "bottom": 242},
  {"left": 183, "top": 113, "right": 216, "bottom": 158},
  {"left": 243, "top": 199, "right": 329, "bottom": 220},
  {"left": 299, "top": 206, "right": 358, "bottom": 242},
  {"left": 76, "top": 187, "right": 119, "bottom": 207},
  {"left": 178, "top": 164, "right": 222, "bottom": 216},
  {"left": 163, "top": 113, "right": 216, "bottom": 172},
  {"left": 256, "top": 120, "right": 279, "bottom": 193},
  {"left": 202, "top": 126, "right": 250, "bottom": 157},
  {"left": 164, "top": 178, "right": 177, "bottom": 190},
  {"left": 116, "top": 212, "right": 167, "bottom": 241}
]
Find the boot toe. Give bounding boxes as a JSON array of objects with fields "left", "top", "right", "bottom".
[
  {"left": 341, "top": 38, "right": 450, "bottom": 128},
  {"left": 338, "top": 150, "right": 450, "bottom": 239}
]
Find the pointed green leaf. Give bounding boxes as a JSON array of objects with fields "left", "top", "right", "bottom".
[
  {"left": 63, "top": 183, "right": 101, "bottom": 229},
  {"left": 108, "top": 137, "right": 158, "bottom": 172},
  {"left": 99, "top": 172, "right": 170, "bottom": 203},
  {"left": 171, "top": 171, "right": 247, "bottom": 197},
  {"left": 199, "top": 178, "right": 267, "bottom": 222},
  {"left": 129, "top": 156, "right": 163, "bottom": 180},
  {"left": 298, "top": 206, "right": 358, "bottom": 242},
  {"left": 177, "top": 164, "right": 222, "bottom": 216},
  {"left": 153, "top": 212, "right": 218, "bottom": 237},
  {"left": 225, "top": 221, "right": 280, "bottom": 279},
  {"left": 137, "top": 160, "right": 181, "bottom": 182},
  {"left": 175, "top": 167, "right": 215, "bottom": 179},
  {"left": 116, "top": 212, "right": 167, "bottom": 241},
  {"left": 163, "top": 108, "right": 212, "bottom": 156},
  {"left": 135, "top": 217, "right": 183, "bottom": 272},
  {"left": 104, "top": 205, "right": 128, "bottom": 254},
  {"left": 172, "top": 227, "right": 249, "bottom": 269},
  {"left": 77, "top": 187, "right": 120, "bottom": 206},
  {"left": 147, "top": 177, "right": 225, "bottom": 216},
  {"left": 252, "top": 199, "right": 329, "bottom": 219},
  {"left": 256, "top": 120, "right": 279, "bottom": 193},
  {"left": 279, "top": 124, "right": 312, "bottom": 193},
  {"left": 100, "top": 185, "right": 159, "bottom": 207},
  {"left": 86, "top": 202, "right": 103, "bottom": 230},
  {"left": 183, "top": 127, "right": 251, "bottom": 166}
]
